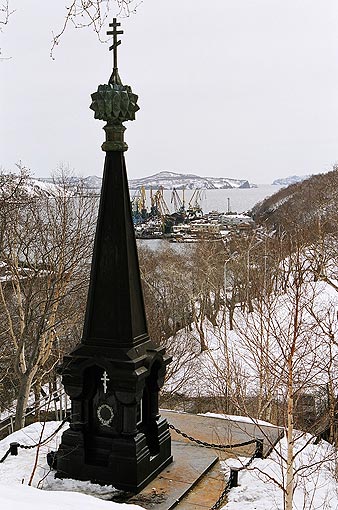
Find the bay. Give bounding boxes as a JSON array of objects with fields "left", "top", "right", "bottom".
[
  {"left": 185, "top": 184, "right": 281, "bottom": 214},
  {"left": 136, "top": 184, "right": 282, "bottom": 252},
  {"left": 132, "top": 184, "right": 282, "bottom": 215}
]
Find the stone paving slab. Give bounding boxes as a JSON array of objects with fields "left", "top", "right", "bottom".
[
  {"left": 162, "top": 409, "right": 283, "bottom": 458},
  {"left": 121, "top": 441, "right": 218, "bottom": 510},
  {"left": 113, "top": 411, "right": 283, "bottom": 510},
  {"left": 177, "top": 462, "right": 226, "bottom": 510}
]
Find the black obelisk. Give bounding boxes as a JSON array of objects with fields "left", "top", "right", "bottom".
[{"left": 55, "top": 18, "right": 172, "bottom": 492}]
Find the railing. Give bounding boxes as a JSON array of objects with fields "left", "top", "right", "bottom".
[{"left": 0, "top": 387, "right": 69, "bottom": 436}]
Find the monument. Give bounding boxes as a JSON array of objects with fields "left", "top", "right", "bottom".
[{"left": 54, "top": 18, "right": 172, "bottom": 492}]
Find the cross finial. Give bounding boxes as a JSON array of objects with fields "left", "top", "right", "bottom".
[{"left": 107, "top": 18, "right": 123, "bottom": 84}]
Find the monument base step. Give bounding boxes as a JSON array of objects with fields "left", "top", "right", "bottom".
[{"left": 111, "top": 440, "right": 219, "bottom": 510}]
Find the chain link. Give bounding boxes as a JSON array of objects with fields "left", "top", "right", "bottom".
[
  {"left": 209, "top": 452, "right": 258, "bottom": 510},
  {"left": 168, "top": 422, "right": 261, "bottom": 510},
  {"left": 168, "top": 423, "right": 257, "bottom": 450},
  {"left": 18, "top": 416, "right": 69, "bottom": 450},
  {"left": 209, "top": 478, "right": 232, "bottom": 510},
  {"left": 0, "top": 416, "right": 69, "bottom": 462}
]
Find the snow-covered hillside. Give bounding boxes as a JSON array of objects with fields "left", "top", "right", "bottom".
[
  {"left": 223, "top": 431, "right": 338, "bottom": 509},
  {"left": 129, "top": 171, "right": 255, "bottom": 190},
  {"left": 164, "top": 277, "right": 338, "bottom": 399},
  {"left": 272, "top": 175, "right": 311, "bottom": 186},
  {"left": 37, "top": 172, "right": 255, "bottom": 191},
  {"left": 0, "top": 176, "right": 62, "bottom": 198}
]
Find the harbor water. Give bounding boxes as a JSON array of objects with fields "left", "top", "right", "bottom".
[
  {"left": 131, "top": 184, "right": 281, "bottom": 215},
  {"left": 135, "top": 184, "right": 282, "bottom": 251}
]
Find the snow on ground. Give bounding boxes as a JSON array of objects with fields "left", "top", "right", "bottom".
[
  {"left": 203, "top": 412, "right": 278, "bottom": 429},
  {"left": 223, "top": 432, "right": 338, "bottom": 510},
  {"left": 0, "top": 419, "right": 337, "bottom": 510},
  {"left": 164, "top": 278, "right": 338, "bottom": 399},
  {"left": 0, "top": 421, "right": 142, "bottom": 510}
]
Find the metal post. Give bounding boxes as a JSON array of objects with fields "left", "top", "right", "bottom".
[
  {"left": 10, "top": 442, "right": 20, "bottom": 456},
  {"left": 255, "top": 438, "right": 264, "bottom": 458},
  {"left": 229, "top": 467, "right": 239, "bottom": 488}
]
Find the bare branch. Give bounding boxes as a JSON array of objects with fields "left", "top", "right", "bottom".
[
  {"left": 0, "top": 0, "right": 14, "bottom": 27},
  {"left": 50, "top": 0, "right": 141, "bottom": 58}
]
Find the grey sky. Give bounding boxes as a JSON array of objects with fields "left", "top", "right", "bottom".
[{"left": 1, "top": 0, "right": 338, "bottom": 184}]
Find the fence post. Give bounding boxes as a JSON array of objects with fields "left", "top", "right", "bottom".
[
  {"left": 229, "top": 467, "right": 240, "bottom": 488},
  {"left": 10, "top": 442, "right": 20, "bottom": 456}
]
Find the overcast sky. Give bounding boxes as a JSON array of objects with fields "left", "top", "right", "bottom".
[{"left": 1, "top": 0, "right": 338, "bottom": 184}]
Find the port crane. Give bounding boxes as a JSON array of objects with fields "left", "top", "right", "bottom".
[
  {"left": 170, "top": 187, "right": 185, "bottom": 213},
  {"left": 131, "top": 186, "right": 148, "bottom": 224},
  {"left": 186, "top": 189, "right": 205, "bottom": 219}
]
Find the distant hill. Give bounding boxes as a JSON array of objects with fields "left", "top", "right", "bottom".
[
  {"left": 272, "top": 175, "right": 311, "bottom": 186},
  {"left": 128, "top": 171, "right": 256, "bottom": 190},
  {"left": 81, "top": 175, "right": 103, "bottom": 189},
  {"left": 253, "top": 169, "right": 338, "bottom": 238},
  {"left": 37, "top": 172, "right": 256, "bottom": 191}
]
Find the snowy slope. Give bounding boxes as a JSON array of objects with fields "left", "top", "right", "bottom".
[
  {"left": 223, "top": 432, "right": 338, "bottom": 510},
  {"left": 272, "top": 175, "right": 311, "bottom": 186},
  {"left": 164, "top": 278, "right": 338, "bottom": 398},
  {"left": 0, "top": 177, "right": 62, "bottom": 198},
  {"left": 37, "top": 172, "right": 256, "bottom": 190},
  {"left": 0, "top": 421, "right": 142, "bottom": 510}
]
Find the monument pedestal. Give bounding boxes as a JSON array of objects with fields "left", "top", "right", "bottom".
[
  {"left": 57, "top": 417, "right": 172, "bottom": 492},
  {"left": 56, "top": 337, "right": 172, "bottom": 491},
  {"left": 113, "top": 441, "right": 219, "bottom": 509}
]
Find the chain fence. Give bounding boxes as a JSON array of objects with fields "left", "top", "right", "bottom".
[
  {"left": 0, "top": 416, "right": 69, "bottom": 463},
  {"left": 169, "top": 422, "right": 264, "bottom": 510},
  {"left": 0, "top": 415, "right": 264, "bottom": 510}
]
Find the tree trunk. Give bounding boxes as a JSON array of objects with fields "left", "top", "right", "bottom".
[
  {"left": 327, "top": 380, "right": 336, "bottom": 444},
  {"left": 228, "top": 295, "right": 235, "bottom": 331},
  {"left": 285, "top": 356, "right": 294, "bottom": 510},
  {"left": 34, "top": 378, "right": 42, "bottom": 421},
  {"left": 14, "top": 370, "right": 36, "bottom": 431},
  {"left": 195, "top": 318, "right": 207, "bottom": 352}
]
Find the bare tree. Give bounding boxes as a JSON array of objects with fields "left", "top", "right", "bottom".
[
  {"left": 232, "top": 237, "right": 337, "bottom": 510},
  {"left": 138, "top": 243, "right": 193, "bottom": 344},
  {"left": 50, "top": 0, "right": 141, "bottom": 55},
  {"left": 0, "top": 0, "right": 12, "bottom": 30},
  {"left": 0, "top": 167, "right": 96, "bottom": 430},
  {"left": 0, "top": 1, "right": 139, "bottom": 58},
  {"left": 189, "top": 241, "right": 225, "bottom": 351}
]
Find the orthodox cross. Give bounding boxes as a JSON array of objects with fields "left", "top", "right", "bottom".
[
  {"left": 107, "top": 18, "right": 123, "bottom": 71},
  {"left": 101, "top": 371, "right": 110, "bottom": 394}
]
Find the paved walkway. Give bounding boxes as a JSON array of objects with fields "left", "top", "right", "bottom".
[
  {"left": 162, "top": 410, "right": 283, "bottom": 458},
  {"left": 127, "top": 411, "right": 283, "bottom": 510}
]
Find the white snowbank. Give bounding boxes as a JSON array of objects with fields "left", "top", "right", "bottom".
[
  {"left": 0, "top": 421, "right": 143, "bottom": 510},
  {"left": 1, "top": 420, "right": 337, "bottom": 509},
  {"left": 223, "top": 432, "right": 338, "bottom": 510},
  {"left": 202, "top": 412, "right": 278, "bottom": 428}
]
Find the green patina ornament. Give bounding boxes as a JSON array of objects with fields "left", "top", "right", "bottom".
[
  {"left": 90, "top": 18, "right": 140, "bottom": 152},
  {"left": 90, "top": 83, "right": 139, "bottom": 123}
]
